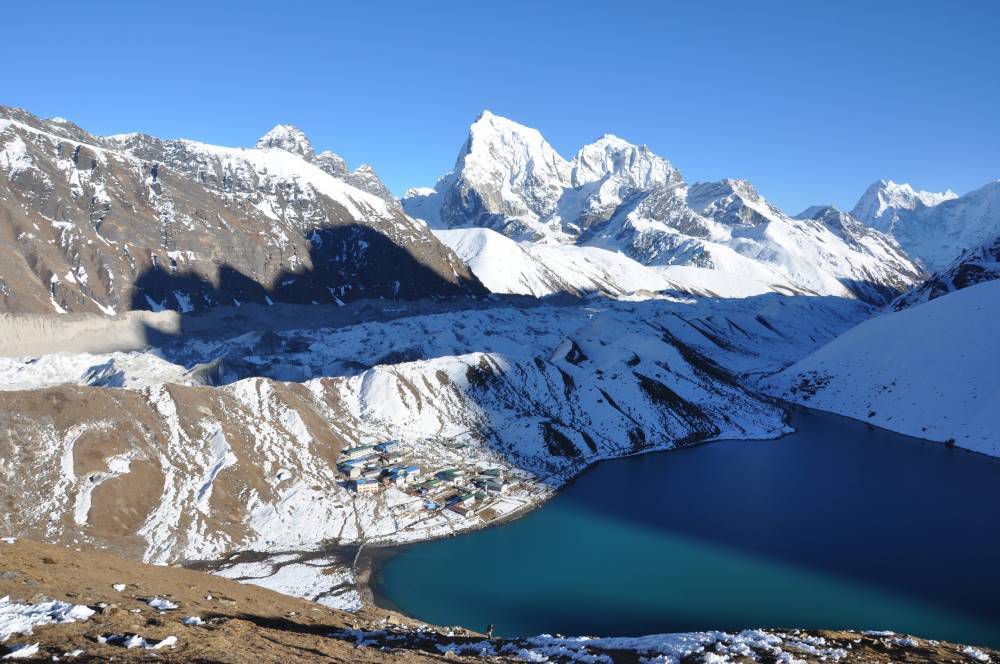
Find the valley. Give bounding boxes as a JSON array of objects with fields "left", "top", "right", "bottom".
[{"left": 1, "top": 103, "right": 998, "bottom": 661}]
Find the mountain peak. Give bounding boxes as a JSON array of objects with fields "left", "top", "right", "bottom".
[
  {"left": 795, "top": 204, "right": 840, "bottom": 220},
  {"left": 571, "top": 134, "right": 678, "bottom": 190},
  {"left": 314, "top": 149, "right": 348, "bottom": 177},
  {"left": 256, "top": 124, "right": 314, "bottom": 159},
  {"left": 590, "top": 133, "right": 633, "bottom": 148},
  {"left": 460, "top": 110, "right": 569, "bottom": 182},
  {"left": 467, "top": 110, "right": 547, "bottom": 142},
  {"left": 851, "top": 179, "right": 957, "bottom": 228}
]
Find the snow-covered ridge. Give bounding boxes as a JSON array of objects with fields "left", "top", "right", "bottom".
[
  {"left": 765, "top": 280, "right": 1000, "bottom": 456},
  {"left": 169, "top": 136, "right": 394, "bottom": 221},
  {"left": 435, "top": 227, "right": 790, "bottom": 298}
]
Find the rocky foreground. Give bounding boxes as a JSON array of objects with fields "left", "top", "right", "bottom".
[{"left": 1, "top": 540, "right": 995, "bottom": 663}]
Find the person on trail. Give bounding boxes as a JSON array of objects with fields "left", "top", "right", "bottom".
[{"left": 486, "top": 624, "right": 495, "bottom": 639}]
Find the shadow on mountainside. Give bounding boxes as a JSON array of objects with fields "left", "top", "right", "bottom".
[
  {"left": 836, "top": 276, "right": 904, "bottom": 305},
  {"left": 130, "top": 223, "right": 486, "bottom": 319}
]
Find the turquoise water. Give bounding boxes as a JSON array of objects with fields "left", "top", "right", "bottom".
[{"left": 372, "top": 410, "right": 1000, "bottom": 646}]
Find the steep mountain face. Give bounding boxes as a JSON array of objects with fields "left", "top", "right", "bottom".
[
  {"left": 764, "top": 280, "right": 1000, "bottom": 456},
  {"left": 0, "top": 107, "right": 483, "bottom": 314},
  {"left": 402, "top": 112, "right": 698, "bottom": 245},
  {"left": 891, "top": 235, "right": 1000, "bottom": 310},
  {"left": 403, "top": 111, "right": 573, "bottom": 240},
  {"left": 851, "top": 179, "right": 1000, "bottom": 271},
  {"left": 403, "top": 112, "right": 923, "bottom": 305},
  {"left": 793, "top": 205, "right": 924, "bottom": 304}
]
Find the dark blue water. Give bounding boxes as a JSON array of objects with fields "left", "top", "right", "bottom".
[{"left": 373, "top": 410, "right": 1000, "bottom": 646}]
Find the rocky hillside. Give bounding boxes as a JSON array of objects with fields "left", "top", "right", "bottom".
[
  {"left": 2, "top": 539, "right": 994, "bottom": 663},
  {"left": 0, "top": 107, "right": 483, "bottom": 315},
  {"left": 403, "top": 112, "right": 923, "bottom": 304}
]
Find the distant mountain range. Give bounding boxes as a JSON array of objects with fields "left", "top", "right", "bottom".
[
  {"left": 2, "top": 105, "right": 999, "bottom": 315},
  {"left": 403, "top": 111, "right": 933, "bottom": 304},
  {"left": 852, "top": 178, "right": 1000, "bottom": 271}
]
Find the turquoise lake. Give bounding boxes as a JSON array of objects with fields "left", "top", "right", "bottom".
[{"left": 372, "top": 409, "right": 1000, "bottom": 646}]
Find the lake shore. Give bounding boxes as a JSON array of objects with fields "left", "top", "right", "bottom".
[{"left": 361, "top": 407, "right": 1000, "bottom": 646}]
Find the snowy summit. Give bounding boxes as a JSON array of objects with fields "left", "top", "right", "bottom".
[{"left": 255, "top": 124, "right": 315, "bottom": 160}]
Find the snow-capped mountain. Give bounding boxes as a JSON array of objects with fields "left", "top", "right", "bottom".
[
  {"left": 255, "top": 123, "right": 315, "bottom": 159},
  {"left": 0, "top": 106, "right": 482, "bottom": 314},
  {"left": 850, "top": 179, "right": 957, "bottom": 231},
  {"left": 890, "top": 234, "right": 1000, "bottom": 310},
  {"left": 402, "top": 111, "right": 573, "bottom": 241},
  {"left": 851, "top": 179, "right": 1000, "bottom": 271},
  {"left": 404, "top": 112, "right": 923, "bottom": 304},
  {"left": 402, "top": 111, "right": 697, "bottom": 245},
  {"left": 765, "top": 280, "right": 1000, "bottom": 456}
]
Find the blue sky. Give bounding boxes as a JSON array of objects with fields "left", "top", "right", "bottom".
[{"left": 4, "top": 1, "right": 998, "bottom": 213}]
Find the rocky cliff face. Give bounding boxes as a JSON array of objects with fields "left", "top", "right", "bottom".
[{"left": 0, "top": 107, "right": 484, "bottom": 315}]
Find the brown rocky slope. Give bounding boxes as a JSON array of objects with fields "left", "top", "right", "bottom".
[
  {"left": 1, "top": 540, "right": 996, "bottom": 663},
  {"left": 0, "top": 107, "right": 484, "bottom": 315}
]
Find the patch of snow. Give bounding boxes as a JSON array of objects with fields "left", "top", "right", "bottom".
[
  {"left": 146, "top": 597, "right": 178, "bottom": 611},
  {"left": 964, "top": 646, "right": 992, "bottom": 663},
  {"left": 0, "top": 596, "right": 95, "bottom": 641},
  {"left": 1, "top": 643, "right": 39, "bottom": 660}
]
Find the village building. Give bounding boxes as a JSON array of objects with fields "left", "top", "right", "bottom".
[
  {"left": 475, "top": 476, "right": 509, "bottom": 494},
  {"left": 412, "top": 478, "right": 442, "bottom": 495},
  {"left": 436, "top": 468, "right": 465, "bottom": 483},
  {"left": 350, "top": 478, "right": 379, "bottom": 494},
  {"left": 384, "top": 465, "right": 423, "bottom": 486},
  {"left": 339, "top": 444, "right": 377, "bottom": 462},
  {"left": 381, "top": 450, "right": 404, "bottom": 464},
  {"left": 375, "top": 440, "right": 400, "bottom": 453},
  {"left": 337, "top": 462, "right": 364, "bottom": 479}
]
